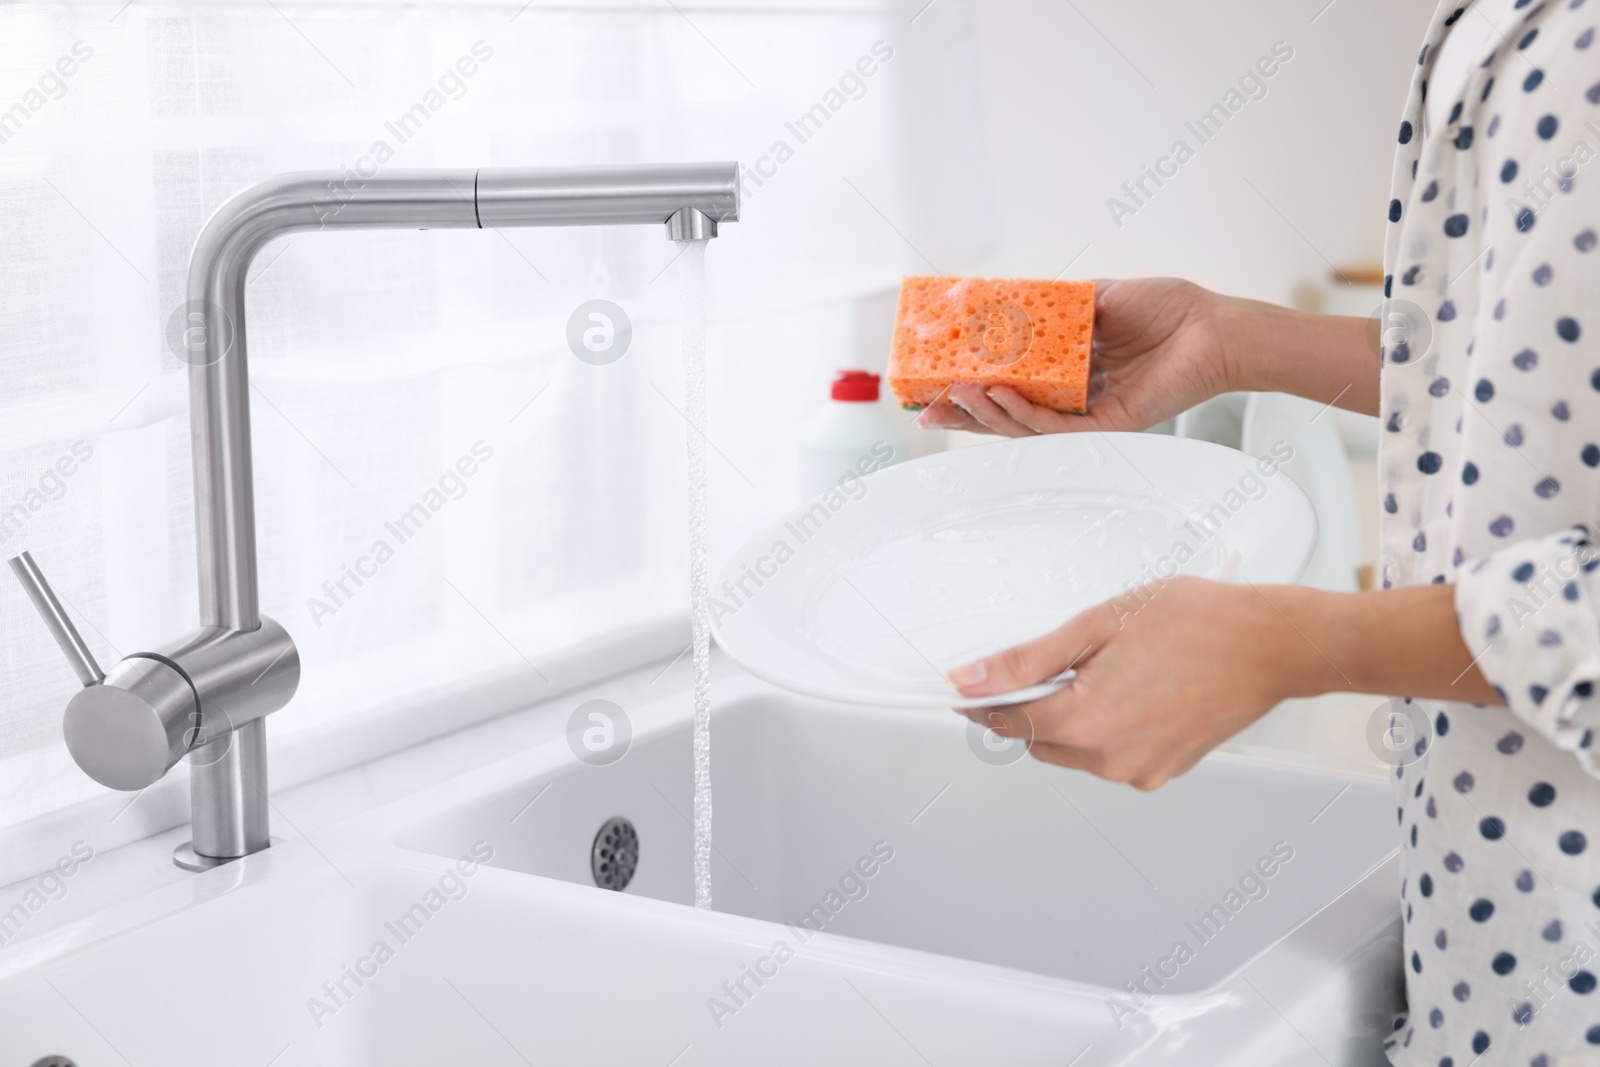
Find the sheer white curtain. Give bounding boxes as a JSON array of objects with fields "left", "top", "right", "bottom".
[{"left": 0, "top": 1, "right": 993, "bottom": 865}]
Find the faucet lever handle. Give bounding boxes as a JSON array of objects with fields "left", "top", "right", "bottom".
[{"left": 7, "top": 551, "right": 105, "bottom": 687}]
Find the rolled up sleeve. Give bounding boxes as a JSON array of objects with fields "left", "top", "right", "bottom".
[{"left": 1456, "top": 527, "right": 1600, "bottom": 775}]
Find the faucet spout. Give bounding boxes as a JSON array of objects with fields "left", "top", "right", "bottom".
[
  {"left": 665, "top": 208, "right": 720, "bottom": 242},
  {"left": 474, "top": 164, "right": 739, "bottom": 233}
]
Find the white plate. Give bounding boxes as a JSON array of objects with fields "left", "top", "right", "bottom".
[
  {"left": 711, "top": 433, "right": 1317, "bottom": 708},
  {"left": 1240, "top": 392, "right": 1361, "bottom": 592}
]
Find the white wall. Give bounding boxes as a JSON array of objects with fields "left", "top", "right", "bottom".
[{"left": 954, "top": 0, "right": 1433, "bottom": 302}]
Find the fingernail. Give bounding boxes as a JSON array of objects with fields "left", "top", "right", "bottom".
[
  {"left": 947, "top": 661, "right": 988, "bottom": 688},
  {"left": 950, "top": 395, "right": 973, "bottom": 415}
]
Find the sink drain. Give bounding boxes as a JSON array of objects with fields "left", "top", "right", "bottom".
[
  {"left": 30, "top": 1058, "right": 78, "bottom": 1067},
  {"left": 591, "top": 816, "right": 639, "bottom": 891}
]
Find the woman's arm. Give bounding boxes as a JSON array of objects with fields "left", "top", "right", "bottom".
[
  {"left": 920, "top": 280, "right": 1382, "bottom": 436},
  {"left": 947, "top": 579, "right": 1498, "bottom": 790},
  {"left": 1215, "top": 296, "right": 1381, "bottom": 417},
  {"left": 1295, "top": 583, "right": 1499, "bottom": 704}
]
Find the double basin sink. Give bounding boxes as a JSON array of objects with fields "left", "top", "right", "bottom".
[{"left": 0, "top": 673, "right": 1403, "bottom": 1065}]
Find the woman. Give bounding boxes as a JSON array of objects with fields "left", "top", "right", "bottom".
[{"left": 924, "top": 1, "right": 1600, "bottom": 1062}]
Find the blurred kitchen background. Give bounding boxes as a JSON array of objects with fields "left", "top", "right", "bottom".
[{"left": 0, "top": 0, "right": 1428, "bottom": 863}]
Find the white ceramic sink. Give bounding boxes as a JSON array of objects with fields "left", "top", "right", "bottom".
[
  {"left": 0, "top": 674, "right": 1405, "bottom": 1066},
  {"left": 396, "top": 676, "right": 1394, "bottom": 992}
]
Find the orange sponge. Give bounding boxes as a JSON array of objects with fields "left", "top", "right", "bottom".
[{"left": 887, "top": 276, "right": 1094, "bottom": 414}]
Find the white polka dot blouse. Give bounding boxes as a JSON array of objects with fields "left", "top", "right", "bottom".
[{"left": 1380, "top": 1, "right": 1600, "bottom": 1063}]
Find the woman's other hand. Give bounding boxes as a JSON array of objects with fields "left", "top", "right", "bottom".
[
  {"left": 946, "top": 577, "right": 1315, "bottom": 789},
  {"left": 946, "top": 578, "right": 1497, "bottom": 789}
]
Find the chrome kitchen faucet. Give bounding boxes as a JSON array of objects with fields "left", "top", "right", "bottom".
[{"left": 10, "top": 163, "right": 739, "bottom": 869}]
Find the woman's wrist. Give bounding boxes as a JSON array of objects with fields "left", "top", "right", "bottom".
[
  {"left": 1252, "top": 584, "right": 1356, "bottom": 701},
  {"left": 1266, "top": 584, "right": 1501, "bottom": 705},
  {"left": 1209, "top": 292, "right": 1277, "bottom": 395}
]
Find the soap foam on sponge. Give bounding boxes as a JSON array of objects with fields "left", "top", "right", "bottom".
[{"left": 887, "top": 276, "right": 1094, "bottom": 414}]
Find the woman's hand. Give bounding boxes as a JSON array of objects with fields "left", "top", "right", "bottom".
[
  {"left": 916, "top": 276, "right": 1382, "bottom": 436},
  {"left": 947, "top": 579, "right": 1500, "bottom": 789},
  {"left": 918, "top": 278, "right": 1237, "bottom": 436},
  {"left": 947, "top": 577, "right": 1319, "bottom": 789}
]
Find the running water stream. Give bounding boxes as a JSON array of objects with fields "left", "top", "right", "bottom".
[{"left": 676, "top": 239, "right": 714, "bottom": 910}]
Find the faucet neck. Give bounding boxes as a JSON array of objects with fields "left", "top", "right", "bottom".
[
  {"left": 185, "top": 170, "right": 483, "bottom": 631},
  {"left": 184, "top": 164, "right": 739, "bottom": 632}
]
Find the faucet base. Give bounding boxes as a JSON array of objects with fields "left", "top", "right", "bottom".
[
  {"left": 187, "top": 716, "right": 273, "bottom": 859},
  {"left": 172, "top": 836, "right": 281, "bottom": 872},
  {"left": 172, "top": 842, "right": 231, "bottom": 871}
]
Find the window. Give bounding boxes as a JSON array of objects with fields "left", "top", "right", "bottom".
[{"left": 0, "top": 2, "right": 992, "bottom": 869}]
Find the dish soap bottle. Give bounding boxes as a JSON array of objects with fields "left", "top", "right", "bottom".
[{"left": 796, "top": 370, "right": 909, "bottom": 499}]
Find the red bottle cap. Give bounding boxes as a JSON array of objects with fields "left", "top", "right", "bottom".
[{"left": 831, "top": 370, "right": 880, "bottom": 402}]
